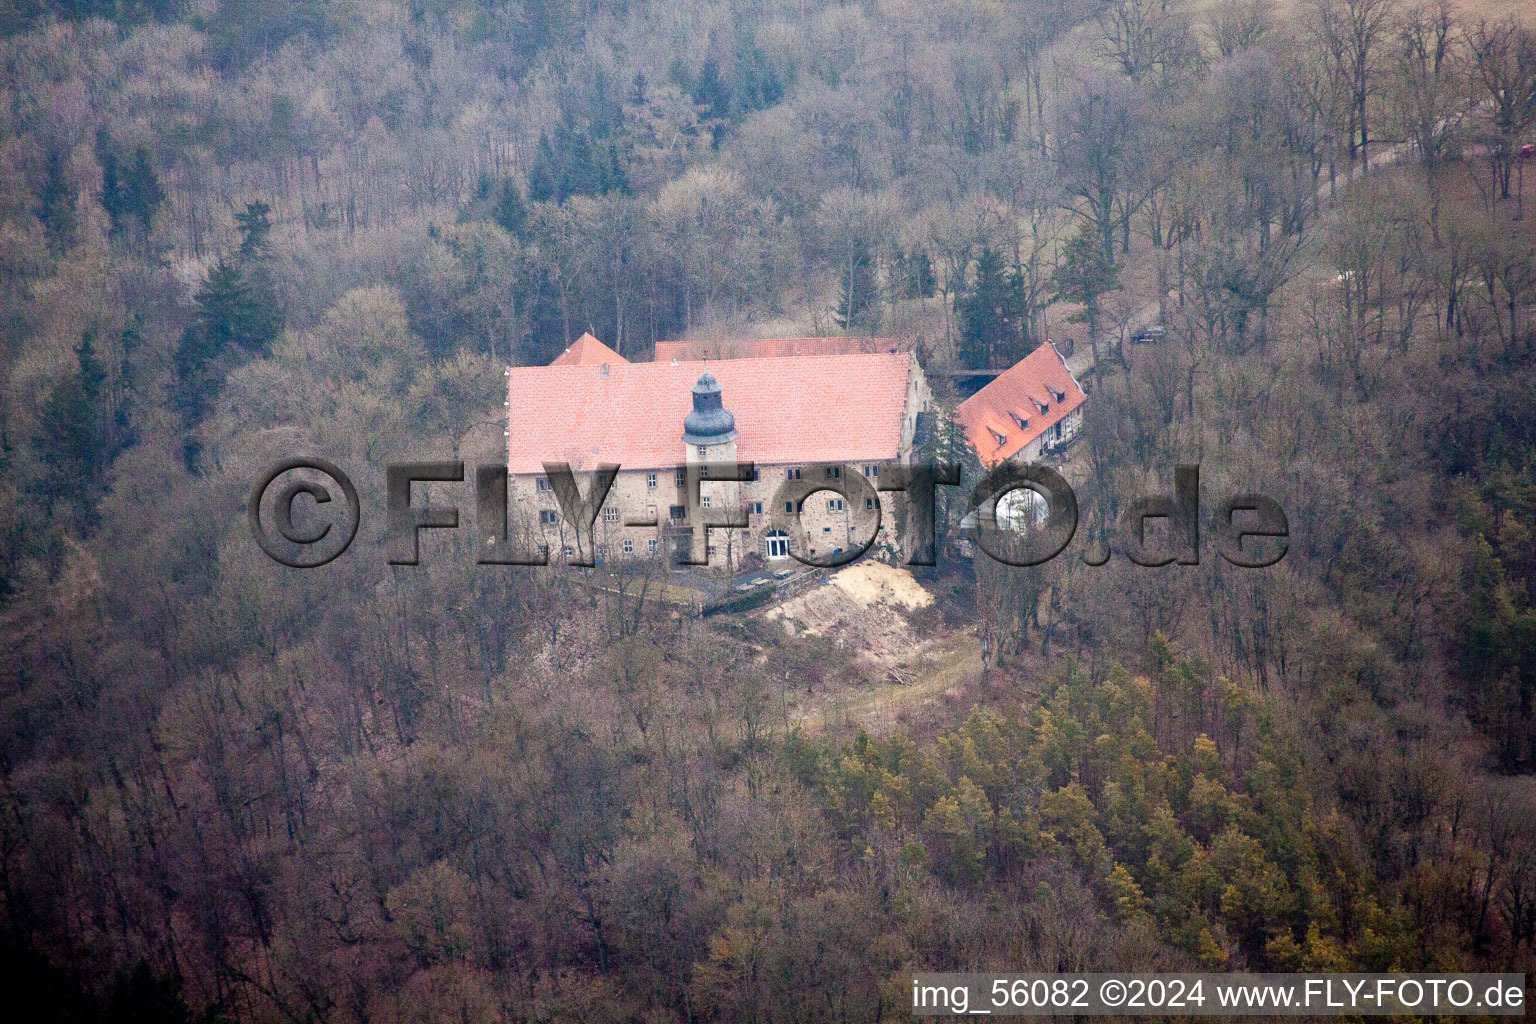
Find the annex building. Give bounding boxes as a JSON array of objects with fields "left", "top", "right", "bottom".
[{"left": 955, "top": 342, "right": 1086, "bottom": 467}]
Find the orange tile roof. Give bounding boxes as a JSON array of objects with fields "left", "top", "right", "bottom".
[
  {"left": 507, "top": 353, "right": 915, "bottom": 474},
  {"left": 652, "top": 336, "right": 906, "bottom": 362},
  {"left": 550, "top": 332, "right": 629, "bottom": 366},
  {"left": 955, "top": 344, "right": 1086, "bottom": 466}
]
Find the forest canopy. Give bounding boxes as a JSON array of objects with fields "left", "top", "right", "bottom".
[{"left": 1, "top": 0, "right": 1535, "bottom": 1021}]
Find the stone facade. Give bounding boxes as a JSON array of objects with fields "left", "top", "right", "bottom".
[{"left": 508, "top": 359, "right": 931, "bottom": 570}]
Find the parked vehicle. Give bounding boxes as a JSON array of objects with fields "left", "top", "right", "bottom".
[
  {"left": 1521, "top": 142, "right": 1535, "bottom": 159},
  {"left": 1130, "top": 325, "right": 1166, "bottom": 343}
]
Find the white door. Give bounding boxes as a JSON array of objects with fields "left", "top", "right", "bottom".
[{"left": 764, "top": 530, "right": 790, "bottom": 559}]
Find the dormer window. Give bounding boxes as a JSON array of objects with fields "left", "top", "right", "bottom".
[
  {"left": 1033, "top": 397, "right": 1049, "bottom": 414},
  {"left": 1052, "top": 387, "right": 1066, "bottom": 402},
  {"left": 988, "top": 427, "right": 1008, "bottom": 446},
  {"left": 1010, "top": 411, "right": 1029, "bottom": 429}
]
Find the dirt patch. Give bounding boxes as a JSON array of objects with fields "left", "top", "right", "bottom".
[
  {"left": 759, "top": 562, "right": 983, "bottom": 735},
  {"left": 796, "top": 631, "right": 984, "bottom": 737},
  {"left": 824, "top": 560, "right": 933, "bottom": 612},
  {"left": 765, "top": 561, "right": 932, "bottom": 666}
]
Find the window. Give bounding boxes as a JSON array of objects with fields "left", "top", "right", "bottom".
[
  {"left": 785, "top": 501, "right": 794, "bottom": 514},
  {"left": 863, "top": 464, "right": 879, "bottom": 477},
  {"left": 764, "top": 530, "right": 790, "bottom": 559},
  {"left": 647, "top": 538, "right": 658, "bottom": 554},
  {"left": 669, "top": 505, "right": 686, "bottom": 521},
  {"left": 646, "top": 472, "right": 657, "bottom": 488},
  {"left": 675, "top": 469, "right": 686, "bottom": 486},
  {"left": 828, "top": 498, "right": 844, "bottom": 512},
  {"left": 563, "top": 545, "right": 574, "bottom": 558},
  {"left": 750, "top": 468, "right": 761, "bottom": 481},
  {"left": 701, "top": 494, "right": 712, "bottom": 508},
  {"left": 697, "top": 445, "right": 708, "bottom": 458},
  {"left": 539, "top": 510, "right": 558, "bottom": 525},
  {"left": 1010, "top": 411, "right": 1029, "bottom": 429},
  {"left": 825, "top": 466, "right": 841, "bottom": 479},
  {"left": 602, "top": 507, "right": 619, "bottom": 523},
  {"left": 750, "top": 501, "right": 763, "bottom": 515},
  {"left": 622, "top": 539, "right": 634, "bottom": 554},
  {"left": 866, "top": 497, "right": 879, "bottom": 511},
  {"left": 786, "top": 467, "right": 801, "bottom": 480},
  {"left": 988, "top": 427, "right": 1007, "bottom": 446},
  {"left": 535, "top": 476, "right": 552, "bottom": 492}
]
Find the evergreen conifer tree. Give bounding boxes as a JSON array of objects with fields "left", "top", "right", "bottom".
[
  {"left": 1053, "top": 225, "right": 1118, "bottom": 364},
  {"left": 101, "top": 140, "right": 164, "bottom": 237},
  {"left": 174, "top": 202, "right": 284, "bottom": 469},
  {"left": 235, "top": 200, "right": 272, "bottom": 258},
  {"left": 894, "top": 247, "right": 936, "bottom": 299},
  {"left": 35, "top": 334, "right": 109, "bottom": 506},
  {"left": 957, "top": 247, "right": 1026, "bottom": 369},
  {"left": 836, "top": 240, "right": 878, "bottom": 333},
  {"left": 528, "top": 132, "right": 559, "bottom": 203},
  {"left": 492, "top": 178, "right": 528, "bottom": 238}
]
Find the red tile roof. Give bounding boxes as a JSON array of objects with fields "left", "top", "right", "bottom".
[
  {"left": 955, "top": 344, "right": 1086, "bottom": 466},
  {"left": 652, "top": 336, "right": 906, "bottom": 362},
  {"left": 507, "top": 353, "right": 915, "bottom": 474},
  {"left": 550, "top": 332, "right": 628, "bottom": 366}
]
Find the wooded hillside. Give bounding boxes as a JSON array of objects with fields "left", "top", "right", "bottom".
[{"left": 1, "top": 1, "right": 1534, "bottom": 1021}]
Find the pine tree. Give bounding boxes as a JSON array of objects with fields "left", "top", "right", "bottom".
[
  {"left": 1053, "top": 225, "right": 1119, "bottom": 364},
  {"left": 894, "top": 247, "right": 936, "bottom": 299},
  {"left": 528, "top": 115, "right": 629, "bottom": 203},
  {"left": 235, "top": 200, "right": 271, "bottom": 258},
  {"left": 35, "top": 334, "right": 109, "bottom": 505},
  {"left": 957, "top": 247, "right": 1025, "bottom": 369},
  {"left": 594, "top": 137, "right": 629, "bottom": 196},
  {"left": 564, "top": 121, "right": 598, "bottom": 199},
  {"left": 492, "top": 178, "right": 528, "bottom": 238},
  {"left": 737, "top": 44, "right": 786, "bottom": 113},
  {"left": 174, "top": 202, "right": 284, "bottom": 468},
  {"left": 835, "top": 239, "right": 878, "bottom": 333},
  {"left": 690, "top": 58, "right": 732, "bottom": 120},
  {"left": 690, "top": 58, "right": 734, "bottom": 147},
  {"left": 101, "top": 140, "right": 164, "bottom": 237},
  {"left": 193, "top": 257, "right": 281, "bottom": 355},
  {"left": 121, "top": 146, "right": 164, "bottom": 233},
  {"left": 528, "top": 132, "right": 558, "bottom": 203}
]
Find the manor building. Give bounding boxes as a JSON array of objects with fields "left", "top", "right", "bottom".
[
  {"left": 505, "top": 350, "right": 932, "bottom": 568},
  {"left": 652, "top": 335, "right": 908, "bottom": 362},
  {"left": 550, "top": 331, "right": 627, "bottom": 366}
]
